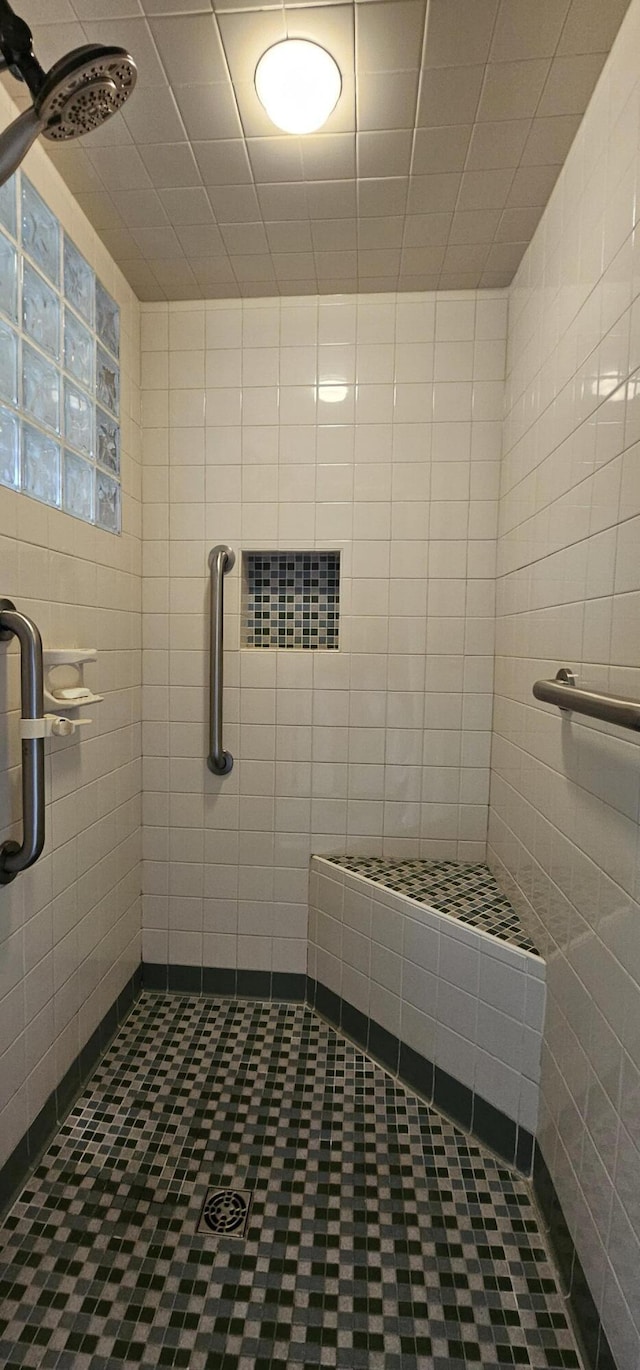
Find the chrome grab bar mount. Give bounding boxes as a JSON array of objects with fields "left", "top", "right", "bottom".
[
  {"left": 532, "top": 666, "right": 640, "bottom": 732},
  {"left": 207, "top": 544, "right": 235, "bottom": 776}
]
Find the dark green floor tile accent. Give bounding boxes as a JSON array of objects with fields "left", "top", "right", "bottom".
[
  {"left": 434, "top": 1066, "right": 473, "bottom": 1131},
  {"left": 472, "top": 1095, "right": 517, "bottom": 1166}
]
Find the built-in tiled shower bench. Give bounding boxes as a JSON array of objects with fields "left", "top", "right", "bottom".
[{"left": 308, "top": 855, "right": 545, "bottom": 1173}]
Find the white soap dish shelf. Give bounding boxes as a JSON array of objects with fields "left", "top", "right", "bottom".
[{"left": 43, "top": 649, "right": 103, "bottom": 711}]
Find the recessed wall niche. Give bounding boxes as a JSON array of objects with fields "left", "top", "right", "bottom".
[{"left": 241, "top": 551, "right": 340, "bottom": 650}]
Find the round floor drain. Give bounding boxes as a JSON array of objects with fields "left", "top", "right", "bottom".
[{"left": 198, "top": 1187, "right": 251, "bottom": 1237}]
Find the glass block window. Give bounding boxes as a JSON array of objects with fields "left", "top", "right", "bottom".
[
  {"left": 242, "top": 551, "right": 340, "bottom": 649},
  {"left": 0, "top": 171, "right": 121, "bottom": 532}
]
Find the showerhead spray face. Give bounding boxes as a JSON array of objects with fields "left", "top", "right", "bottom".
[{"left": 0, "top": 1, "right": 137, "bottom": 185}]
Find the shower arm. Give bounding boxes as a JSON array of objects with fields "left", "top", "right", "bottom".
[
  {"left": 0, "top": 0, "right": 46, "bottom": 95},
  {"left": 0, "top": 598, "right": 45, "bottom": 884}
]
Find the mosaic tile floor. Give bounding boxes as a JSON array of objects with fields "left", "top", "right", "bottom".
[
  {"left": 0, "top": 994, "right": 580, "bottom": 1370},
  {"left": 325, "top": 857, "right": 540, "bottom": 956}
]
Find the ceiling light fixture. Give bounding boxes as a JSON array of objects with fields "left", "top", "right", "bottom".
[{"left": 254, "top": 38, "right": 342, "bottom": 135}]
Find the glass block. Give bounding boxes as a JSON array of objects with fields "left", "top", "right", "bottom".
[
  {"left": 64, "top": 379, "right": 93, "bottom": 457},
  {"left": 63, "top": 449, "right": 93, "bottom": 522},
  {"left": 96, "top": 405, "right": 120, "bottom": 475},
  {"left": 22, "top": 261, "right": 60, "bottom": 360},
  {"left": 64, "top": 306, "right": 93, "bottom": 389},
  {"left": 22, "top": 342, "right": 59, "bottom": 433},
  {"left": 0, "top": 403, "right": 19, "bottom": 488},
  {"left": 22, "top": 177, "right": 60, "bottom": 285},
  {"left": 64, "top": 234, "right": 94, "bottom": 326},
  {"left": 0, "top": 232, "right": 17, "bottom": 321},
  {"left": 0, "top": 320, "right": 17, "bottom": 405},
  {"left": 95, "top": 278, "right": 119, "bottom": 358},
  {"left": 22, "top": 421, "right": 60, "bottom": 506},
  {"left": 96, "top": 345, "right": 119, "bottom": 416},
  {"left": 95, "top": 468, "right": 120, "bottom": 533},
  {"left": 0, "top": 173, "right": 17, "bottom": 238}
]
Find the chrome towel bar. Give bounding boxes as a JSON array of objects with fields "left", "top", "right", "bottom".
[
  {"left": 0, "top": 597, "right": 46, "bottom": 884},
  {"left": 207, "top": 544, "right": 235, "bottom": 776},
  {"left": 532, "top": 667, "right": 640, "bottom": 732}
]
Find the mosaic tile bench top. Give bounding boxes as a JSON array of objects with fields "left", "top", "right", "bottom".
[
  {"left": 0, "top": 993, "right": 579, "bottom": 1369},
  {"left": 324, "top": 856, "right": 541, "bottom": 956}
]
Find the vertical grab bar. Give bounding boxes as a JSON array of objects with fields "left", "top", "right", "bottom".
[
  {"left": 0, "top": 597, "right": 45, "bottom": 885},
  {"left": 207, "top": 545, "right": 235, "bottom": 776}
]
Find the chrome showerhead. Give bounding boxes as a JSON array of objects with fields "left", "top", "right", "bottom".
[{"left": 0, "top": 1, "right": 136, "bottom": 185}]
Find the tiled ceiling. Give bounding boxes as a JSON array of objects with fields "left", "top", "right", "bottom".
[{"left": 7, "top": 0, "right": 632, "bottom": 300}]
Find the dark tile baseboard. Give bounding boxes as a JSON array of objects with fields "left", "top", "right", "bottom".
[
  {"left": 533, "top": 1146, "right": 617, "bottom": 1370},
  {"left": 0, "top": 964, "right": 142, "bottom": 1215},
  {"left": 142, "top": 963, "right": 307, "bottom": 1001},
  {"left": 307, "top": 975, "right": 534, "bottom": 1177}
]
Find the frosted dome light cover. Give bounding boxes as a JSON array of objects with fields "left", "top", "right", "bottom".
[{"left": 254, "top": 39, "right": 342, "bottom": 135}]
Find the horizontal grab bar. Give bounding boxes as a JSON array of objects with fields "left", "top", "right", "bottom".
[{"left": 532, "top": 667, "right": 640, "bottom": 732}]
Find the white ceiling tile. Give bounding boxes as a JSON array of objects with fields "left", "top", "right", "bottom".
[
  {"left": 476, "top": 59, "right": 550, "bottom": 122},
  {"left": 32, "top": 0, "right": 632, "bottom": 298},
  {"left": 315, "top": 250, "right": 359, "bottom": 278},
  {"left": 139, "top": 143, "right": 202, "bottom": 188},
  {"left": 232, "top": 254, "right": 277, "bottom": 282},
  {"left": 449, "top": 208, "right": 501, "bottom": 244},
  {"left": 111, "top": 188, "right": 170, "bottom": 226},
  {"left": 247, "top": 137, "right": 305, "bottom": 183},
  {"left": 148, "top": 14, "right": 229, "bottom": 84},
  {"left": 422, "top": 0, "right": 499, "bottom": 68},
  {"left": 412, "top": 125, "right": 471, "bottom": 174},
  {"left": 123, "top": 87, "right": 186, "bottom": 143},
  {"left": 442, "top": 242, "right": 490, "bottom": 272},
  {"left": 87, "top": 145, "right": 153, "bottom": 191},
  {"left": 176, "top": 224, "right": 226, "bottom": 255},
  {"left": 257, "top": 183, "right": 310, "bottom": 221},
  {"left": 356, "top": 0, "right": 426, "bottom": 72},
  {"left": 558, "top": 0, "right": 631, "bottom": 54},
  {"left": 405, "top": 173, "right": 460, "bottom": 213},
  {"left": 520, "top": 114, "right": 582, "bottom": 166},
  {"left": 211, "top": 184, "right": 262, "bottom": 221},
  {"left": 457, "top": 168, "right": 513, "bottom": 210},
  {"left": 173, "top": 85, "right": 244, "bottom": 142},
  {"left": 132, "top": 226, "right": 184, "bottom": 257},
  {"left": 495, "top": 205, "right": 543, "bottom": 241},
  {"left": 505, "top": 163, "right": 560, "bottom": 206},
  {"left": 265, "top": 222, "right": 314, "bottom": 253},
  {"left": 311, "top": 219, "right": 358, "bottom": 251},
  {"left": 357, "top": 131, "right": 413, "bottom": 178},
  {"left": 306, "top": 180, "right": 357, "bottom": 218},
  {"left": 220, "top": 222, "right": 269, "bottom": 254},
  {"left": 159, "top": 187, "right": 216, "bottom": 225},
  {"left": 417, "top": 65, "right": 485, "bottom": 127},
  {"left": 402, "top": 213, "right": 451, "bottom": 247},
  {"left": 194, "top": 140, "right": 253, "bottom": 185},
  {"left": 490, "top": 0, "right": 571, "bottom": 62},
  {"left": 301, "top": 134, "right": 356, "bottom": 182},
  {"left": 357, "top": 216, "right": 404, "bottom": 249},
  {"left": 358, "top": 248, "right": 402, "bottom": 276},
  {"left": 466, "top": 119, "right": 530, "bottom": 170},
  {"left": 400, "top": 245, "right": 446, "bottom": 274},
  {"left": 358, "top": 178, "right": 409, "bottom": 216},
  {"left": 537, "top": 53, "right": 607, "bottom": 117},
  {"left": 357, "top": 71, "right": 419, "bottom": 130}
]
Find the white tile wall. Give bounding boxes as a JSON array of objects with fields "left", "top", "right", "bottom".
[
  {"left": 0, "top": 83, "right": 142, "bottom": 1172},
  {"left": 309, "top": 855, "right": 544, "bottom": 1130},
  {"left": 141, "top": 288, "right": 506, "bottom": 976},
  {"left": 489, "top": 1, "right": 640, "bottom": 1363}
]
